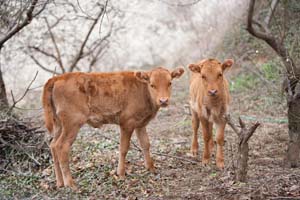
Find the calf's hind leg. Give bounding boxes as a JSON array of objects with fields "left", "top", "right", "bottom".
[
  {"left": 54, "top": 114, "right": 84, "bottom": 189},
  {"left": 50, "top": 125, "right": 64, "bottom": 188}
]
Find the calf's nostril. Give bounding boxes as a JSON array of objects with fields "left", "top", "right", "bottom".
[
  {"left": 159, "top": 98, "right": 169, "bottom": 104},
  {"left": 208, "top": 90, "right": 217, "bottom": 96}
]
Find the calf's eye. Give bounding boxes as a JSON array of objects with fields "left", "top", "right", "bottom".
[
  {"left": 218, "top": 73, "right": 222, "bottom": 78},
  {"left": 202, "top": 75, "right": 206, "bottom": 80},
  {"left": 150, "top": 84, "right": 156, "bottom": 89},
  {"left": 169, "top": 82, "right": 172, "bottom": 87}
]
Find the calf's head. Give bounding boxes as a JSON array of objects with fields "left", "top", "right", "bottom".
[
  {"left": 135, "top": 67, "right": 184, "bottom": 107},
  {"left": 189, "top": 59, "right": 234, "bottom": 98}
]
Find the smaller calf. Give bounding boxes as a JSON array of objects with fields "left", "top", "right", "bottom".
[{"left": 188, "top": 58, "right": 233, "bottom": 168}]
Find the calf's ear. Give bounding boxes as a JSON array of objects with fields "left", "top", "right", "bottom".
[
  {"left": 188, "top": 64, "right": 201, "bottom": 73},
  {"left": 171, "top": 67, "right": 185, "bottom": 79},
  {"left": 222, "top": 59, "right": 234, "bottom": 72},
  {"left": 135, "top": 71, "right": 150, "bottom": 83}
]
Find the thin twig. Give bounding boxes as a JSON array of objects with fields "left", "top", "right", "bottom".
[
  {"left": 28, "top": 45, "right": 58, "bottom": 61},
  {"left": 99, "top": 132, "right": 199, "bottom": 165},
  {"left": 7, "top": 71, "right": 39, "bottom": 113},
  {"left": 68, "top": 6, "right": 105, "bottom": 72},
  {"left": 44, "top": 17, "right": 65, "bottom": 73},
  {"left": 28, "top": 54, "right": 60, "bottom": 75},
  {"left": 264, "top": 0, "right": 279, "bottom": 26}
]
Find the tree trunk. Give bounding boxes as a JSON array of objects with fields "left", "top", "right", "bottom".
[
  {"left": 286, "top": 84, "right": 300, "bottom": 167},
  {"left": 236, "top": 141, "right": 249, "bottom": 182},
  {"left": 0, "top": 67, "right": 9, "bottom": 111}
]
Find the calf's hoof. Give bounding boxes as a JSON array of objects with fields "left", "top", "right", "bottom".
[
  {"left": 117, "top": 168, "right": 126, "bottom": 179},
  {"left": 146, "top": 160, "right": 155, "bottom": 172},
  {"left": 65, "top": 181, "right": 78, "bottom": 191},
  {"left": 56, "top": 181, "right": 64, "bottom": 188},
  {"left": 202, "top": 158, "right": 210, "bottom": 166},
  {"left": 216, "top": 160, "right": 224, "bottom": 169},
  {"left": 118, "top": 174, "right": 126, "bottom": 180},
  {"left": 190, "top": 149, "right": 198, "bottom": 157},
  {"left": 147, "top": 165, "right": 156, "bottom": 173}
]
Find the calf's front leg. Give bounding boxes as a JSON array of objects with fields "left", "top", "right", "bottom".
[
  {"left": 117, "top": 126, "right": 134, "bottom": 178},
  {"left": 200, "top": 117, "right": 213, "bottom": 165},
  {"left": 191, "top": 111, "right": 200, "bottom": 156},
  {"left": 216, "top": 122, "right": 226, "bottom": 169},
  {"left": 135, "top": 127, "right": 155, "bottom": 172}
]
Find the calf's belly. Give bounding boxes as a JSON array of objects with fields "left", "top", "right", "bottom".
[{"left": 87, "top": 113, "right": 120, "bottom": 128}]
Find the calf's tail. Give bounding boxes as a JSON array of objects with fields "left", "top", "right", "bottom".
[{"left": 42, "top": 77, "right": 57, "bottom": 134}]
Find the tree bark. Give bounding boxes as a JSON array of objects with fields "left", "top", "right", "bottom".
[
  {"left": 286, "top": 81, "right": 300, "bottom": 167},
  {"left": 237, "top": 140, "right": 249, "bottom": 182},
  {"left": 0, "top": 67, "right": 9, "bottom": 111}
]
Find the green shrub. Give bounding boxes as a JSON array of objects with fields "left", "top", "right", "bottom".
[
  {"left": 230, "top": 73, "right": 259, "bottom": 92},
  {"left": 261, "top": 61, "right": 280, "bottom": 81}
]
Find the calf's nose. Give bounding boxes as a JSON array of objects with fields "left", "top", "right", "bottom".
[
  {"left": 159, "top": 97, "right": 169, "bottom": 106},
  {"left": 208, "top": 89, "right": 218, "bottom": 96}
]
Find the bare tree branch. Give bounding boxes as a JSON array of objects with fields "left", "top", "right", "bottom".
[
  {"left": 7, "top": 71, "right": 39, "bottom": 113},
  {"left": 28, "top": 45, "right": 57, "bottom": 61},
  {"left": 225, "top": 114, "right": 240, "bottom": 136},
  {"left": 88, "top": 42, "right": 109, "bottom": 71},
  {"left": 49, "top": 15, "right": 64, "bottom": 29},
  {"left": 28, "top": 54, "right": 60, "bottom": 75},
  {"left": 0, "top": 0, "right": 39, "bottom": 48},
  {"left": 33, "top": 0, "right": 49, "bottom": 17},
  {"left": 68, "top": 6, "right": 105, "bottom": 72},
  {"left": 252, "top": 19, "right": 271, "bottom": 34},
  {"left": 44, "top": 17, "right": 65, "bottom": 73},
  {"left": 264, "top": 0, "right": 279, "bottom": 26},
  {"left": 247, "top": 0, "right": 297, "bottom": 77},
  {"left": 30, "top": 2, "right": 114, "bottom": 75},
  {"left": 76, "top": 0, "right": 94, "bottom": 20}
]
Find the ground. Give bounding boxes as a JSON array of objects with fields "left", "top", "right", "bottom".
[{"left": 1, "top": 64, "right": 300, "bottom": 200}]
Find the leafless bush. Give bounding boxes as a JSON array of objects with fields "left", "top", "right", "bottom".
[{"left": 0, "top": 113, "right": 49, "bottom": 173}]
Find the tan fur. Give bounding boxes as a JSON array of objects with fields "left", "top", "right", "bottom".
[
  {"left": 188, "top": 58, "right": 233, "bottom": 169},
  {"left": 42, "top": 67, "right": 184, "bottom": 189}
]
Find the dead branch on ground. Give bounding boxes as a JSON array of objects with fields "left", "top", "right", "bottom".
[
  {"left": 99, "top": 133, "right": 199, "bottom": 165},
  {"left": 0, "top": 115, "right": 49, "bottom": 172}
]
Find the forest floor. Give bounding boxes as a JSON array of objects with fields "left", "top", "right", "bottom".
[{"left": 1, "top": 65, "right": 300, "bottom": 200}]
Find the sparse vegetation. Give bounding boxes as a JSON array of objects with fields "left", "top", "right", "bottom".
[{"left": 1, "top": 0, "right": 300, "bottom": 199}]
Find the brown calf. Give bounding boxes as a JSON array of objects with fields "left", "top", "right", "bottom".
[
  {"left": 188, "top": 58, "right": 233, "bottom": 169},
  {"left": 42, "top": 67, "right": 184, "bottom": 189}
]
